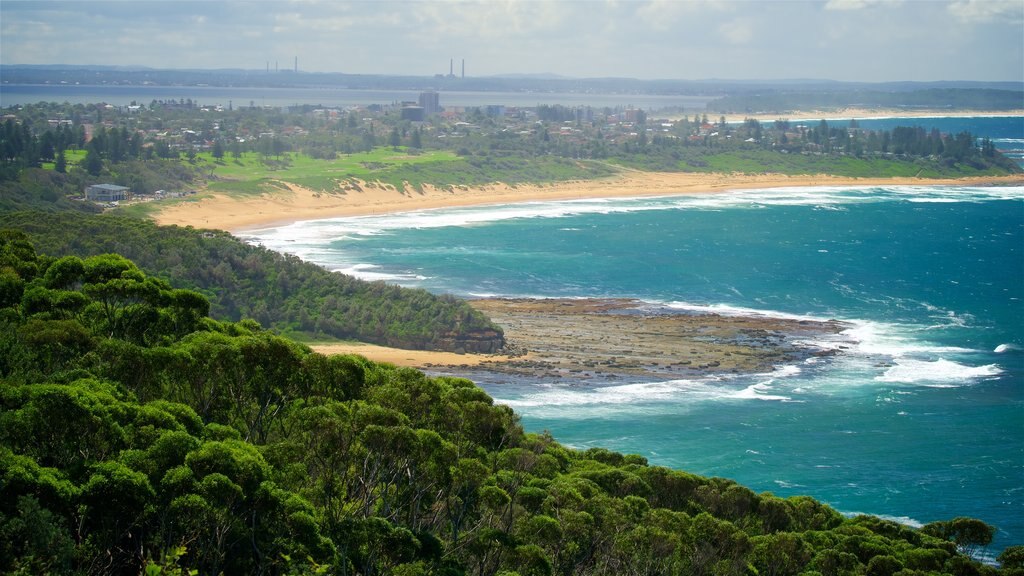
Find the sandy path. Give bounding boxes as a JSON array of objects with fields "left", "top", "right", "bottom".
[{"left": 309, "top": 342, "right": 497, "bottom": 367}]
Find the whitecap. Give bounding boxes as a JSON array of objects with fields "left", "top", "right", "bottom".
[
  {"left": 840, "top": 511, "right": 924, "bottom": 529},
  {"left": 331, "top": 263, "right": 430, "bottom": 282},
  {"left": 664, "top": 300, "right": 833, "bottom": 323},
  {"left": 730, "top": 383, "right": 793, "bottom": 402},
  {"left": 994, "top": 343, "right": 1018, "bottom": 353},
  {"left": 840, "top": 322, "right": 975, "bottom": 357},
  {"left": 875, "top": 358, "right": 1003, "bottom": 385}
]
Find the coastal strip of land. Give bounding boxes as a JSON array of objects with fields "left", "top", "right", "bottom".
[{"left": 152, "top": 171, "right": 1024, "bottom": 233}]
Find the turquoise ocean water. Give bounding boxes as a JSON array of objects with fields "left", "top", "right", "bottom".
[{"left": 243, "top": 117, "right": 1024, "bottom": 554}]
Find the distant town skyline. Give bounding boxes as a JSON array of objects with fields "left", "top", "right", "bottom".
[{"left": 2, "top": 0, "right": 1022, "bottom": 83}]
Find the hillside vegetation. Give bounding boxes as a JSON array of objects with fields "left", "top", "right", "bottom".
[
  {"left": 0, "top": 211, "right": 502, "bottom": 352},
  {"left": 1, "top": 231, "right": 1019, "bottom": 575}
]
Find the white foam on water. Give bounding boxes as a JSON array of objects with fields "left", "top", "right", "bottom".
[
  {"left": 829, "top": 320, "right": 1005, "bottom": 387},
  {"left": 840, "top": 512, "right": 925, "bottom": 529},
  {"left": 730, "top": 383, "right": 793, "bottom": 402},
  {"left": 663, "top": 300, "right": 832, "bottom": 323},
  {"left": 332, "top": 263, "right": 430, "bottom": 283},
  {"left": 240, "top": 185, "right": 1024, "bottom": 252},
  {"left": 876, "top": 358, "right": 1003, "bottom": 385},
  {"left": 496, "top": 365, "right": 810, "bottom": 418},
  {"left": 841, "top": 322, "right": 975, "bottom": 357}
]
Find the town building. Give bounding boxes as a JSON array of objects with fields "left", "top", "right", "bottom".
[
  {"left": 85, "top": 183, "right": 131, "bottom": 202},
  {"left": 418, "top": 91, "right": 440, "bottom": 115},
  {"left": 401, "top": 105, "right": 425, "bottom": 122}
]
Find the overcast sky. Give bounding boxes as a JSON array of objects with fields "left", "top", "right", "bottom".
[{"left": 2, "top": 0, "right": 1022, "bottom": 83}]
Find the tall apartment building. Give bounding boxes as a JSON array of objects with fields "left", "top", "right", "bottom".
[{"left": 418, "top": 91, "right": 440, "bottom": 116}]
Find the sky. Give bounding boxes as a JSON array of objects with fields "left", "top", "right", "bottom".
[{"left": 2, "top": 0, "right": 1022, "bottom": 83}]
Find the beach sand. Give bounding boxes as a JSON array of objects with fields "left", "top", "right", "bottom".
[
  {"left": 153, "top": 171, "right": 1024, "bottom": 233},
  {"left": 716, "top": 108, "right": 1024, "bottom": 123},
  {"left": 150, "top": 166, "right": 1023, "bottom": 371}
]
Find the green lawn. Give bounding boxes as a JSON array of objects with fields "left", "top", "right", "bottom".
[
  {"left": 194, "top": 148, "right": 615, "bottom": 198},
  {"left": 40, "top": 148, "right": 86, "bottom": 171},
  {"left": 198, "top": 148, "right": 462, "bottom": 196}
]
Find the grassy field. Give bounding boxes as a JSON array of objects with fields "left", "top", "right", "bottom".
[
  {"left": 200, "top": 148, "right": 462, "bottom": 194},
  {"left": 40, "top": 148, "right": 86, "bottom": 171},
  {"left": 194, "top": 148, "right": 615, "bottom": 197},
  {"left": 112, "top": 147, "right": 613, "bottom": 218}
]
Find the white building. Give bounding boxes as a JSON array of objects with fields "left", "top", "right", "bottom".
[{"left": 85, "top": 184, "right": 131, "bottom": 202}]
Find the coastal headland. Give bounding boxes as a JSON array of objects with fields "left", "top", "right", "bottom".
[
  {"left": 152, "top": 169, "right": 1023, "bottom": 375},
  {"left": 431, "top": 298, "right": 848, "bottom": 380},
  {"left": 312, "top": 297, "right": 851, "bottom": 380}
]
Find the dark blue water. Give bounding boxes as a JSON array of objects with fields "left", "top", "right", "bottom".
[{"left": 242, "top": 119, "right": 1024, "bottom": 555}]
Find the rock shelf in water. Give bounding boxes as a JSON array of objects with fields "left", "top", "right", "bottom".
[{"left": 431, "top": 298, "right": 851, "bottom": 381}]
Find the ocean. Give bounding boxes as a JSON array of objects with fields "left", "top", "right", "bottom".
[{"left": 242, "top": 117, "right": 1024, "bottom": 555}]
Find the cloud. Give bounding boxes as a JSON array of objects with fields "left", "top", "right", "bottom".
[
  {"left": 947, "top": 0, "right": 1023, "bottom": 24},
  {"left": 1, "top": 0, "right": 1020, "bottom": 81},
  {"left": 717, "top": 18, "right": 754, "bottom": 45},
  {"left": 824, "top": 0, "right": 894, "bottom": 10}
]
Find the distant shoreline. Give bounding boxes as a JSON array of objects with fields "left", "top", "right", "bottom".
[{"left": 715, "top": 108, "right": 1024, "bottom": 123}]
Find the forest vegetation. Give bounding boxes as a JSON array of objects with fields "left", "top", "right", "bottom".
[
  {"left": 0, "top": 211, "right": 502, "bottom": 351},
  {"left": 1, "top": 231, "right": 1020, "bottom": 575}
]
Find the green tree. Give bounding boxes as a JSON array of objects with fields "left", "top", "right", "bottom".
[
  {"left": 998, "top": 545, "right": 1024, "bottom": 570},
  {"left": 54, "top": 149, "right": 67, "bottom": 174},
  {"left": 84, "top": 143, "right": 104, "bottom": 176},
  {"left": 923, "top": 517, "right": 995, "bottom": 557}
]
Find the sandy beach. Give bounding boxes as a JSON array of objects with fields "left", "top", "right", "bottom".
[
  {"left": 153, "top": 171, "right": 1024, "bottom": 233},
  {"left": 715, "top": 108, "right": 1024, "bottom": 123}
]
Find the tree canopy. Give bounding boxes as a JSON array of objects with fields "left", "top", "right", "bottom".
[{"left": 0, "top": 211, "right": 502, "bottom": 352}]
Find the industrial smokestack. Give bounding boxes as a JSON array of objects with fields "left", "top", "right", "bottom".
[
  {"left": 449, "top": 58, "right": 453, "bottom": 76},
  {"left": 294, "top": 56, "right": 298, "bottom": 73}
]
